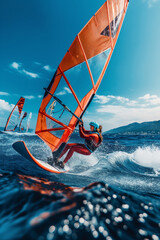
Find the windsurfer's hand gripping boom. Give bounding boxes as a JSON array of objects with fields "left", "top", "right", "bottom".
[{"left": 79, "top": 119, "right": 84, "bottom": 126}]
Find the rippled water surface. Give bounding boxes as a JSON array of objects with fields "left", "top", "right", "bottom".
[{"left": 0, "top": 131, "right": 160, "bottom": 239}]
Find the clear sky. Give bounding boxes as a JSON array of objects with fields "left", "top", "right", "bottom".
[{"left": 0, "top": 0, "right": 160, "bottom": 131}]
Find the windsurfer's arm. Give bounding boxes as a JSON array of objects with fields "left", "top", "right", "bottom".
[
  {"left": 78, "top": 120, "right": 90, "bottom": 134},
  {"left": 82, "top": 126, "right": 90, "bottom": 134},
  {"left": 79, "top": 124, "right": 98, "bottom": 142},
  {"left": 79, "top": 125, "right": 90, "bottom": 139}
]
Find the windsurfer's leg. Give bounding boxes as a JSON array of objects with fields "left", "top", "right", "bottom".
[
  {"left": 63, "top": 144, "right": 91, "bottom": 164},
  {"left": 59, "top": 143, "right": 78, "bottom": 159},
  {"left": 52, "top": 143, "right": 79, "bottom": 167}
]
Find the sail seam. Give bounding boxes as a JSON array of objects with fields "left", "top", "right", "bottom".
[
  {"left": 77, "top": 34, "right": 96, "bottom": 93},
  {"left": 58, "top": 66, "right": 83, "bottom": 111},
  {"left": 106, "top": 1, "right": 114, "bottom": 49},
  {"left": 39, "top": 111, "right": 72, "bottom": 131}
]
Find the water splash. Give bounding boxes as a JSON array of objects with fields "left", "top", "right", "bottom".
[
  {"left": 100, "top": 145, "right": 160, "bottom": 175},
  {"left": 133, "top": 146, "right": 160, "bottom": 170}
]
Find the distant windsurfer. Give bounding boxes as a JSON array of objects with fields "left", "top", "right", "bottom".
[{"left": 55, "top": 121, "right": 103, "bottom": 168}]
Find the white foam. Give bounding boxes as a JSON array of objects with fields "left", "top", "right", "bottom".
[
  {"left": 1, "top": 131, "right": 35, "bottom": 136},
  {"left": 107, "top": 151, "right": 129, "bottom": 164},
  {"left": 133, "top": 146, "right": 160, "bottom": 170},
  {"left": 106, "top": 145, "right": 160, "bottom": 172},
  {"left": 63, "top": 151, "right": 99, "bottom": 168}
]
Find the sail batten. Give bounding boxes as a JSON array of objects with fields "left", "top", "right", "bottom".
[
  {"left": 77, "top": 35, "right": 95, "bottom": 91},
  {"left": 38, "top": 111, "right": 73, "bottom": 131},
  {"left": 106, "top": 1, "right": 114, "bottom": 49},
  {"left": 58, "top": 66, "right": 83, "bottom": 110}
]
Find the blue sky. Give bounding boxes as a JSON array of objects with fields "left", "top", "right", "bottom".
[{"left": 0, "top": 0, "right": 160, "bottom": 131}]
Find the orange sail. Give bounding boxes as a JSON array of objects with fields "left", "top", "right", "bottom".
[
  {"left": 19, "top": 112, "right": 27, "bottom": 132},
  {"left": 36, "top": 0, "right": 129, "bottom": 156},
  {"left": 4, "top": 97, "right": 25, "bottom": 131}
]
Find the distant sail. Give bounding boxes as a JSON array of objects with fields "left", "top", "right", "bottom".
[
  {"left": 36, "top": 0, "right": 129, "bottom": 156},
  {"left": 19, "top": 112, "right": 27, "bottom": 132},
  {"left": 4, "top": 97, "right": 25, "bottom": 131},
  {"left": 26, "top": 112, "right": 32, "bottom": 132}
]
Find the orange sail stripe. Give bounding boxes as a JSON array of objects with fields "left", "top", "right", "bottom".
[
  {"left": 36, "top": 127, "right": 66, "bottom": 134},
  {"left": 17, "top": 98, "right": 25, "bottom": 115}
]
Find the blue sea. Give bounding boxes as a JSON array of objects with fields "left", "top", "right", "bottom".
[{"left": 0, "top": 129, "right": 160, "bottom": 240}]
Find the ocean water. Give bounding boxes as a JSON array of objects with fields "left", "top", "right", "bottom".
[{"left": 0, "top": 130, "right": 160, "bottom": 240}]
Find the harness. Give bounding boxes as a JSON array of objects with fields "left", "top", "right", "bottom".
[{"left": 85, "top": 131, "right": 102, "bottom": 153}]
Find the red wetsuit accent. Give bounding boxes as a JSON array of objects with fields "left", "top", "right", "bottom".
[{"left": 60, "top": 125, "right": 101, "bottom": 164}]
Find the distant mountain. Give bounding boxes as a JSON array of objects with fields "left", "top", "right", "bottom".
[{"left": 104, "top": 120, "right": 160, "bottom": 135}]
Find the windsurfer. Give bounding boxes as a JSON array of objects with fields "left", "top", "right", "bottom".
[{"left": 55, "top": 120, "right": 103, "bottom": 168}]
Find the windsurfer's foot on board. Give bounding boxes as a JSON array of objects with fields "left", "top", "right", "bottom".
[{"left": 53, "top": 120, "right": 103, "bottom": 169}]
